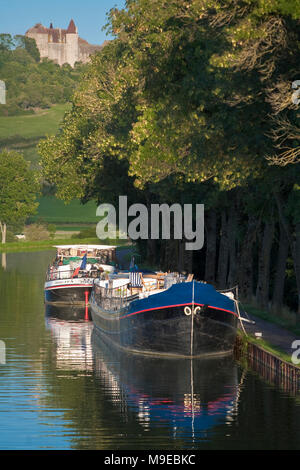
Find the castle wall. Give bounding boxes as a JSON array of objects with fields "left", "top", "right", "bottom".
[
  {"left": 27, "top": 32, "right": 48, "bottom": 59},
  {"left": 48, "top": 43, "right": 67, "bottom": 66},
  {"left": 26, "top": 22, "right": 102, "bottom": 67},
  {"left": 65, "top": 33, "right": 79, "bottom": 67},
  {"left": 78, "top": 51, "right": 90, "bottom": 63}
]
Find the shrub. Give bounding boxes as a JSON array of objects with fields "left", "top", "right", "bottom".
[
  {"left": 23, "top": 223, "right": 50, "bottom": 241},
  {"left": 71, "top": 227, "right": 96, "bottom": 239}
]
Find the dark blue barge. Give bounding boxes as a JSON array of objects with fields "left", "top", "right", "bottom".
[{"left": 90, "top": 275, "right": 238, "bottom": 358}]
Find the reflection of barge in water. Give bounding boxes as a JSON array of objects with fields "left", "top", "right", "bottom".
[
  {"left": 45, "top": 303, "right": 92, "bottom": 321},
  {"left": 44, "top": 244, "right": 117, "bottom": 305},
  {"left": 91, "top": 329, "right": 242, "bottom": 437},
  {"left": 90, "top": 273, "right": 239, "bottom": 358},
  {"left": 45, "top": 308, "right": 93, "bottom": 371}
]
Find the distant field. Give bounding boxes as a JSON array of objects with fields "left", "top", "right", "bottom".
[
  {"left": 55, "top": 225, "right": 93, "bottom": 231},
  {"left": 32, "top": 196, "right": 99, "bottom": 224},
  {"left": 0, "top": 104, "right": 70, "bottom": 166},
  {"left": 0, "top": 104, "right": 69, "bottom": 140},
  {"left": 0, "top": 104, "right": 100, "bottom": 227}
]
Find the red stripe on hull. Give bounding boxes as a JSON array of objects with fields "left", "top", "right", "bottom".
[
  {"left": 122, "top": 302, "right": 238, "bottom": 319},
  {"left": 45, "top": 284, "right": 93, "bottom": 290}
]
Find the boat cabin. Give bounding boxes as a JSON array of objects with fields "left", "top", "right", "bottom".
[
  {"left": 46, "top": 244, "right": 117, "bottom": 281},
  {"left": 93, "top": 271, "right": 192, "bottom": 311},
  {"left": 54, "top": 244, "right": 116, "bottom": 264}
]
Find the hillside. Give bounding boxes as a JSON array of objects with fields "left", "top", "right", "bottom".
[
  {"left": 0, "top": 33, "right": 95, "bottom": 230},
  {"left": 0, "top": 103, "right": 69, "bottom": 167},
  {"left": 0, "top": 105, "right": 99, "bottom": 228},
  {"left": 31, "top": 196, "right": 98, "bottom": 224},
  {"left": 0, "top": 33, "right": 86, "bottom": 116}
]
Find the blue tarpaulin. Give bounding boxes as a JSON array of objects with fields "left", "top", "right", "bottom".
[{"left": 127, "top": 281, "right": 237, "bottom": 316}]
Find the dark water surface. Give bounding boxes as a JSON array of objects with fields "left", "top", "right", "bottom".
[{"left": 1, "top": 251, "right": 300, "bottom": 450}]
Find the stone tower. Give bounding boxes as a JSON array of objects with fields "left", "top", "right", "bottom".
[
  {"left": 65, "top": 20, "right": 79, "bottom": 67},
  {"left": 25, "top": 20, "right": 103, "bottom": 67}
]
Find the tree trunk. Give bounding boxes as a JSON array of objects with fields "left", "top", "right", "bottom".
[
  {"left": 227, "top": 206, "right": 238, "bottom": 287},
  {"left": 272, "top": 222, "right": 289, "bottom": 315},
  {"left": 274, "top": 192, "right": 300, "bottom": 315},
  {"left": 204, "top": 210, "right": 217, "bottom": 285},
  {"left": 163, "top": 239, "right": 178, "bottom": 272},
  {"left": 0, "top": 222, "right": 7, "bottom": 244},
  {"left": 147, "top": 238, "right": 157, "bottom": 266},
  {"left": 183, "top": 243, "right": 193, "bottom": 274},
  {"left": 294, "top": 222, "right": 300, "bottom": 315},
  {"left": 255, "top": 221, "right": 274, "bottom": 310},
  {"left": 217, "top": 210, "right": 229, "bottom": 289},
  {"left": 238, "top": 216, "right": 258, "bottom": 301},
  {"left": 177, "top": 239, "right": 184, "bottom": 273}
]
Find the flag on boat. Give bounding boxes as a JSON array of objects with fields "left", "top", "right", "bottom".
[
  {"left": 80, "top": 253, "right": 87, "bottom": 270},
  {"left": 72, "top": 253, "right": 87, "bottom": 278}
]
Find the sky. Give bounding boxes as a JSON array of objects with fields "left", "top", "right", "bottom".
[{"left": 0, "top": 0, "right": 125, "bottom": 45}]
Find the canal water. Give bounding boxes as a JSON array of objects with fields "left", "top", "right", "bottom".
[{"left": 1, "top": 251, "right": 300, "bottom": 450}]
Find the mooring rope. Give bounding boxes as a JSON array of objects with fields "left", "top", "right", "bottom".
[{"left": 190, "top": 280, "right": 195, "bottom": 357}]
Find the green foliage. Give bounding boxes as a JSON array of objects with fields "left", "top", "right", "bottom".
[
  {"left": 0, "top": 150, "right": 40, "bottom": 240},
  {"left": 14, "top": 35, "right": 40, "bottom": 62},
  {"left": 37, "top": 0, "right": 300, "bottom": 311},
  {"left": 71, "top": 227, "right": 96, "bottom": 239},
  {"left": 47, "top": 224, "right": 56, "bottom": 239},
  {"left": 0, "top": 34, "right": 87, "bottom": 116},
  {"left": 39, "top": 0, "right": 289, "bottom": 197}
]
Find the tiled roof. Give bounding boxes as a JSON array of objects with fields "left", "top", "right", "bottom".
[
  {"left": 67, "top": 19, "right": 77, "bottom": 33},
  {"left": 26, "top": 21, "right": 77, "bottom": 42}
]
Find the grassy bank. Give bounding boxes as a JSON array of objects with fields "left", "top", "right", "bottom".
[
  {"left": 237, "top": 329, "right": 293, "bottom": 364},
  {"left": 242, "top": 302, "right": 300, "bottom": 337},
  {"left": 236, "top": 299, "right": 300, "bottom": 365},
  {"left": 0, "top": 237, "right": 131, "bottom": 254}
]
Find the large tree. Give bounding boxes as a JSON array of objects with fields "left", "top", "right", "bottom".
[
  {"left": 0, "top": 150, "right": 40, "bottom": 243},
  {"left": 38, "top": 0, "right": 300, "bottom": 311}
]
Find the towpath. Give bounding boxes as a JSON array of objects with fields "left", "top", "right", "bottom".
[{"left": 240, "top": 312, "right": 300, "bottom": 356}]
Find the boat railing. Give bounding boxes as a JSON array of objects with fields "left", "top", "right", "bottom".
[
  {"left": 46, "top": 266, "right": 101, "bottom": 281},
  {"left": 93, "top": 282, "right": 136, "bottom": 311}
]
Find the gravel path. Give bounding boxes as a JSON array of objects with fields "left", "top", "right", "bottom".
[{"left": 240, "top": 312, "right": 300, "bottom": 356}]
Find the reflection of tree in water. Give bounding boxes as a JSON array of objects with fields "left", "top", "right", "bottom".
[
  {"left": 0, "top": 251, "right": 53, "bottom": 359},
  {"left": 1, "top": 252, "right": 6, "bottom": 270}
]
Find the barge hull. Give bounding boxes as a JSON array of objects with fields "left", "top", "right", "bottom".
[
  {"left": 45, "top": 285, "right": 93, "bottom": 304},
  {"left": 90, "top": 299, "right": 237, "bottom": 358}
]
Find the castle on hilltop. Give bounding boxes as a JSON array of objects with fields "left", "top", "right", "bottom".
[{"left": 25, "top": 19, "right": 103, "bottom": 67}]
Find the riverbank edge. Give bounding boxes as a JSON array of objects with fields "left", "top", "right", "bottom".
[
  {"left": 234, "top": 331, "right": 300, "bottom": 394},
  {"left": 0, "top": 238, "right": 132, "bottom": 253}
]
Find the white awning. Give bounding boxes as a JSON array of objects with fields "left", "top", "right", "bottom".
[{"left": 54, "top": 244, "right": 117, "bottom": 251}]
